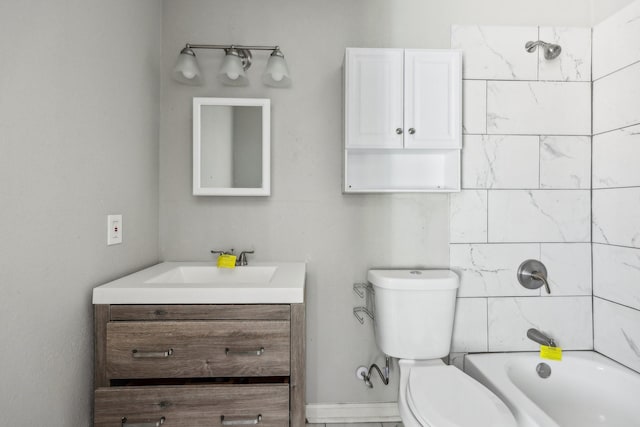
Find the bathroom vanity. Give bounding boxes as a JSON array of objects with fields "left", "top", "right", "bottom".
[{"left": 92, "top": 262, "right": 305, "bottom": 427}]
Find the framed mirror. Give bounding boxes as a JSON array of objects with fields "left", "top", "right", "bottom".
[{"left": 193, "top": 97, "right": 270, "bottom": 196}]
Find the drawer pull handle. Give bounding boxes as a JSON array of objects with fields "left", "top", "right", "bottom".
[
  {"left": 132, "top": 348, "right": 174, "bottom": 358},
  {"left": 121, "top": 416, "right": 165, "bottom": 426},
  {"left": 225, "top": 347, "right": 265, "bottom": 356},
  {"left": 221, "top": 414, "right": 262, "bottom": 425}
]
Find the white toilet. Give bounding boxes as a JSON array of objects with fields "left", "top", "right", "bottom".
[{"left": 368, "top": 269, "right": 517, "bottom": 427}]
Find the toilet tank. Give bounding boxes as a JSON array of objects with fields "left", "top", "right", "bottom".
[{"left": 368, "top": 269, "right": 459, "bottom": 359}]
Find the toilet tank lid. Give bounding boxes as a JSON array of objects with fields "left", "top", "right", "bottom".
[{"left": 367, "top": 269, "right": 459, "bottom": 290}]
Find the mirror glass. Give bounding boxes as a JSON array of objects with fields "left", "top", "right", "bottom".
[{"left": 193, "top": 98, "right": 270, "bottom": 196}]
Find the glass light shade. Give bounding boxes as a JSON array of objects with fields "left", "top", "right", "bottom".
[
  {"left": 262, "top": 53, "right": 291, "bottom": 88},
  {"left": 218, "top": 52, "right": 248, "bottom": 86},
  {"left": 172, "top": 49, "right": 203, "bottom": 86}
]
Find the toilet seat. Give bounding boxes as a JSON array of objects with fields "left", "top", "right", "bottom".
[{"left": 406, "top": 363, "right": 517, "bottom": 427}]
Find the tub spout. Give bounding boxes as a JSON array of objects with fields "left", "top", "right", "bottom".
[{"left": 527, "top": 328, "right": 556, "bottom": 347}]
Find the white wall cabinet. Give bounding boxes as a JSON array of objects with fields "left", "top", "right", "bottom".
[{"left": 344, "top": 48, "right": 462, "bottom": 192}]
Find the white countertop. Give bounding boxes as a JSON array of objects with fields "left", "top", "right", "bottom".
[{"left": 92, "top": 261, "right": 306, "bottom": 304}]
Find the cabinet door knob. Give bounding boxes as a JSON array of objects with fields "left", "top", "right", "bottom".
[
  {"left": 408, "top": 128, "right": 416, "bottom": 135},
  {"left": 395, "top": 128, "right": 403, "bottom": 135}
]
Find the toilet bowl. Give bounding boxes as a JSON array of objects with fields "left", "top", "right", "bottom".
[{"left": 367, "top": 269, "right": 517, "bottom": 427}]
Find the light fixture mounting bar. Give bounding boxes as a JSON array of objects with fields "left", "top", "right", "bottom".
[{"left": 185, "top": 44, "right": 279, "bottom": 51}]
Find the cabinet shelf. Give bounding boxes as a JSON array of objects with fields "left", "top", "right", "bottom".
[{"left": 345, "top": 148, "right": 460, "bottom": 193}]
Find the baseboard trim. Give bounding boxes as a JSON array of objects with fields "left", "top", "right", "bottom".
[{"left": 305, "top": 402, "right": 401, "bottom": 424}]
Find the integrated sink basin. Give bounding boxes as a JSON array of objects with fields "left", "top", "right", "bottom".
[
  {"left": 92, "top": 261, "right": 305, "bottom": 304},
  {"left": 145, "top": 265, "right": 278, "bottom": 285}
]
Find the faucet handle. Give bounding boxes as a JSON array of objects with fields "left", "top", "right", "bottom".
[
  {"left": 237, "top": 250, "right": 254, "bottom": 266},
  {"left": 211, "top": 249, "right": 234, "bottom": 256},
  {"left": 517, "top": 259, "right": 551, "bottom": 294},
  {"left": 531, "top": 271, "right": 551, "bottom": 294}
]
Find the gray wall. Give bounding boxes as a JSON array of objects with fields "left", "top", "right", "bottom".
[
  {"left": 160, "top": 0, "right": 594, "bottom": 404},
  {"left": 0, "top": 1, "right": 161, "bottom": 424}
]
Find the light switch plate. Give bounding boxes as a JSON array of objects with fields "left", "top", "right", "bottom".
[{"left": 107, "top": 214, "right": 122, "bottom": 245}]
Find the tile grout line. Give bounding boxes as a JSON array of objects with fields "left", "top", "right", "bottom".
[
  {"left": 590, "top": 24, "right": 595, "bottom": 352},
  {"left": 485, "top": 294, "right": 490, "bottom": 352},
  {"left": 484, "top": 77, "right": 490, "bottom": 247},
  {"left": 593, "top": 122, "right": 640, "bottom": 137},
  {"left": 592, "top": 241, "right": 640, "bottom": 250},
  {"left": 538, "top": 135, "right": 542, "bottom": 189},
  {"left": 593, "top": 186, "right": 640, "bottom": 191},
  {"left": 592, "top": 57, "right": 640, "bottom": 83},
  {"left": 451, "top": 242, "right": 591, "bottom": 245},
  {"left": 537, "top": 25, "right": 540, "bottom": 82},
  {"left": 461, "top": 188, "right": 591, "bottom": 191},
  {"left": 593, "top": 296, "right": 640, "bottom": 314},
  {"left": 464, "top": 133, "right": 592, "bottom": 137},
  {"left": 463, "top": 78, "right": 592, "bottom": 83}
]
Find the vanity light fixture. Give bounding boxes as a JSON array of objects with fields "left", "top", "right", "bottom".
[
  {"left": 172, "top": 43, "right": 291, "bottom": 87},
  {"left": 172, "top": 46, "right": 203, "bottom": 85}
]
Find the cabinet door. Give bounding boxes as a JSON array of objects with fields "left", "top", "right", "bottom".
[
  {"left": 404, "top": 50, "right": 462, "bottom": 149},
  {"left": 345, "top": 48, "right": 404, "bottom": 148}
]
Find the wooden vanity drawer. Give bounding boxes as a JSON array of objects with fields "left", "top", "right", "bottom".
[
  {"left": 94, "top": 384, "right": 289, "bottom": 426},
  {"left": 106, "top": 321, "right": 290, "bottom": 379},
  {"left": 110, "top": 305, "right": 291, "bottom": 321}
]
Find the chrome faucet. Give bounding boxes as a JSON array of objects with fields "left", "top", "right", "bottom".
[
  {"left": 211, "top": 249, "right": 254, "bottom": 266},
  {"left": 237, "top": 250, "right": 254, "bottom": 266},
  {"left": 527, "top": 328, "right": 556, "bottom": 347}
]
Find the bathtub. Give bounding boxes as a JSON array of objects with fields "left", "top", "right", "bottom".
[{"left": 464, "top": 351, "right": 640, "bottom": 427}]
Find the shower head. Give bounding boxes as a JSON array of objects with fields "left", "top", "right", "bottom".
[{"left": 525, "top": 40, "right": 562, "bottom": 60}]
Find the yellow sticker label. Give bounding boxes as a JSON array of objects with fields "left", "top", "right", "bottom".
[
  {"left": 217, "top": 254, "right": 237, "bottom": 269},
  {"left": 540, "top": 345, "right": 562, "bottom": 361}
]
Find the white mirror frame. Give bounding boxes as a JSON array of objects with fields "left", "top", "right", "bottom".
[{"left": 193, "top": 97, "right": 271, "bottom": 196}]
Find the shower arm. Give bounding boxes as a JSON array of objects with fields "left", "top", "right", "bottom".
[
  {"left": 525, "top": 40, "right": 562, "bottom": 60},
  {"left": 525, "top": 40, "right": 547, "bottom": 51}
]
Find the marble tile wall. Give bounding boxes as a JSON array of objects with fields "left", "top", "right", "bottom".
[
  {"left": 592, "top": 1, "right": 640, "bottom": 80},
  {"left": 487, "top": 81, "right": 591, "bottom": 135},
  {"left": 450, "top": 25, "right": 592, "bottom": 353},
  {"left": 592, "top": 0, "right": 640, "bottom": 373}
]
